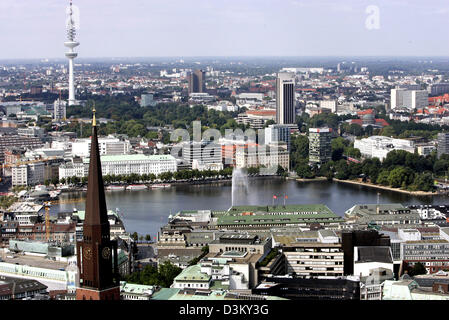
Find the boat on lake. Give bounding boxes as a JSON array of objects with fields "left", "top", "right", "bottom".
[
  {"left": 151, "top": 183, "right": 171, "bottom": 189},
  {"left": 126, "top": 184, "right": 148, "bottom": 191},
  {"left": 106, "top": 185, "right": 126, "bottom": 191}
]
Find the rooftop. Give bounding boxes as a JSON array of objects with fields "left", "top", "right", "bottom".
[
  {"left": 174, "top": 264, "right": 211, "bottom": 282},
  {"left": 0, "top": 254, "right": 68, "bottom": 270},
  {"left": 218, "top": 204, "right": 342, "bottom": 226},
  {"left": 83, "top": 154, "right": 175, "bottom": 163},
  {"left": 151, "top": 288, "right": 286, "bottom": 300}
]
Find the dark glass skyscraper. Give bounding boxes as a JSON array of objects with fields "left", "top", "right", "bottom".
[
  {"left": 188, "top": 69, "right": 206, "bottom": 94},
  {"left": 276, "top": 72, "right": 295, "bottom": 124}
]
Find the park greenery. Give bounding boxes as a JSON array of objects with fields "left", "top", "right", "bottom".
[
  {"left": 379, "top": 119, "right": 449, "bottom": 140},
  {"left": 124, "top": 261, "right": 182, "bottom": 288},
  {"left": 257, "top": 248, "right": 279, "bottom": 268},
  {"left": 0, "top": 196, "right": 17, "bottom": 209},
  {"left": 296, "top": 110, "right": 449, "bottom": 140},
  {"left": 291, "top": 133, "right": 442, "bottom": 192},
  {"left": 130, "top": 232, "right": 152, "bottom": 242},
  {"left": 406, "top": 262, "right": 428, "bottom": 277},
  {"left": 64, "top": 96, "right": 247, "bottom": 139}
]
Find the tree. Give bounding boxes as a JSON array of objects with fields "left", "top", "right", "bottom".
[
  {"left": 131, "top": 232, "right": 139, "bottom": 241},
  {"left": 348, "top": 123, "right": 363, "bottom": 136},
  {"left": 296, "top": 164, "right": 315, "bottom": 179},
  {"left": 157, "top": 261, "right": 183, "bottom": 287},
  {"left": 412, "top": 172, "right": 434, "bottom": 192},
  {"left": 290, "top": 135, "right": 309, "bottom": 170},
  {"left": 334, "top": 160, "right": 350, "bottom": 180},
  {"left": 331, "top": 137, "right": 348, "bottom": 161},
  {"left": 276, "top": 165, "right": 287, "bottom": 177},
  {"left": 158, "top": 171, "right": 173, "bottom": 181},
  {"left": 408, "top": 262, "right": 427, "bottom": 276},
  {"left": 376, "top": 169, "right": 390, "bottom": 186},
  {"left": 145, "top": 234, "right": 152, "bottom": 242},
  {"left": 434, "top": 159, "right": 449, "bottom": 176},
  {"left": 51, "top": 177, "right": 59, "bottom": 186},
  {"left": 380, "top": 126, "right": 396, "bottom": 137},
  {"left": 387, "top": 167, "right": 405, "bottom": 188}
]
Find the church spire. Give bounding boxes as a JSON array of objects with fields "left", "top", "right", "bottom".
[
  {"left": 84, "top": 106, "right": 108, "bottom": 227},
  {"left": 92, "top": 103, "right": 96, "bottom": 127},
  {"left": 76, "top": 106, "right": 120, "bottom": 300}
]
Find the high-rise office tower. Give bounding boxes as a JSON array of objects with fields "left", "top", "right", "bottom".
[
  {"left": 265, "top": 124, "right": 291, "bottom": 151},
  {"left": 276, "top": 72, "right": 295, "bottom": 125},
  {"left": 76, "top": 110, "right": 120, "bottom": 300},
  {"left": 64, "top": 1, "right": 79, "bottom": 106},
  {"left": 429, "top": 83, "right": 449, "bottom": 96},
  {"left": 390, "top": 88, "right": 428, "bottom": 110},
  {"left": 437, "top": 133, "right": 449, "bottom": 159},
  {"left": 188, "top": 69, "right": 206, "bottom": 94},
  {"left": 53, "top": 99, "right": 67, "bottom": 121},
  {"left": 309, "top": 128, "right": 332, "bottom": 166}
]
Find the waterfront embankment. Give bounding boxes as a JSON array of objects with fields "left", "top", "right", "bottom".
[{"left": 332, "top": 178, "right": 437, "bottom": 196}]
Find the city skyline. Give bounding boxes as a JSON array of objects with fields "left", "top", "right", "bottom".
[{"left": 1, "top": 0, "right": 449, "bottom": 59}]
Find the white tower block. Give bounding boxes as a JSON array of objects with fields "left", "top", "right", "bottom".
[{"left": 64, "top": 1, "right": 79, "bottom": 106}]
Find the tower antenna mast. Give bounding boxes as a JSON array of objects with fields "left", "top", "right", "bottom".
[{"left": 64, "top": 0, "right": 79, "bottom": 106}]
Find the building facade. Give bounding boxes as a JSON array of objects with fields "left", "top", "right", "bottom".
[
  {"left": 53, "top": 99, "right": 67, "bottom": 121},
  {"left": 309, "top": 128, "right": 332, "bottom": 166},
  {"left": 188, "top": 69, "right": 206, "bottom": 94},
  {"left": 276, "top": 72, "right": 295, "bottom": 125},
  {"left": 354, "top": 136, "right": 415, "bottom": 161},
  {"left": 437, "top": 133, "right": 449, "bottom": 158},
  {"left": 11, "top": 162, "right": 45, "bottom": 187},
  {"left": 265, "top": 124, "right": 291, "bottom": 151}
]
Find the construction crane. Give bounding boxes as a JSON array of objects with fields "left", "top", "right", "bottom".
[{"left": 44, "top": 201, "right": 51, "bottom": 241}]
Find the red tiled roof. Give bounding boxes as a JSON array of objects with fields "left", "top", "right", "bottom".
[
  {"left": 357, "top": 109, "right": 374, "bottom": 116},
  {"left": 246, "top": 110, "right": 276, "bottom": 116},
  {"left": 375, "top": 119, "right": 390, "bottom": 127},
  {"left": 349, "top": 118, "right": 389, "bottom": 127}
]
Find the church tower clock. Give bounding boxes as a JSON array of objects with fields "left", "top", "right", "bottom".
[{"left": 76, "top": 108, "right": 120, "bottom": 300}]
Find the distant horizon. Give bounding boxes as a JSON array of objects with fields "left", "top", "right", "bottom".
[
  {"left": 1, "top": 55, "right": 449, "bottom": 63},
  {"left": 0, "top": 0, "right": 448, "bottom": 59}
]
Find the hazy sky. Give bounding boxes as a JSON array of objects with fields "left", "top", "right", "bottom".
[{"left": 0, "top": 0, "right": 448, "bottom": 59}]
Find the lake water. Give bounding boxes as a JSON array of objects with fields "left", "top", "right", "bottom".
[{"left": 53, "top": 178, "right": 449, "bottom": 238}]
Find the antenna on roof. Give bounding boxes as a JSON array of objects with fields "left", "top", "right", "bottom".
[{"left": 377, "top": 192, "right": 380, "bottom": 214}]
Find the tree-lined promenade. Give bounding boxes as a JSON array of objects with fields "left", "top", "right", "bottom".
[{"left": 52, "top": 166, "right": 287, "bottom": 187}]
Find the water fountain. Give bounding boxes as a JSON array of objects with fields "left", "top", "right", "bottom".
[{"left": 231, "top": 168, "right": 249, "bottom": 207}]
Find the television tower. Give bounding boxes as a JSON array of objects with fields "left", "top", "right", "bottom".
[{"left": 64, "top": 0, "right": 79, "bottom": 106}]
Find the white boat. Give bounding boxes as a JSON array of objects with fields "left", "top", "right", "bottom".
[
  {"left": 126, "top": 184, "right": 147, "bottom": 191},
  {"left": 106, "top": 185, "right": 126, "bottom": 191},
  {"left": 151, "top": 183, "right": 171, "bottom": 189}
]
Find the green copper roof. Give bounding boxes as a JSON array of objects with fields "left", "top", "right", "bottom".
[
  {"left": 218, "top": 204, "right": 342, "bottom": 226},
  {"left": 174, "top": 264, "right": 211, "bottom": 282},
  {"left": 150, "top": 288, "right": 180, "bottom": 300},
  {"left": 229, "top": 204, "right": 334, "bottom": 214},
  {"left": 120, "top": 281, "right": 154, "bottom": 295}
]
